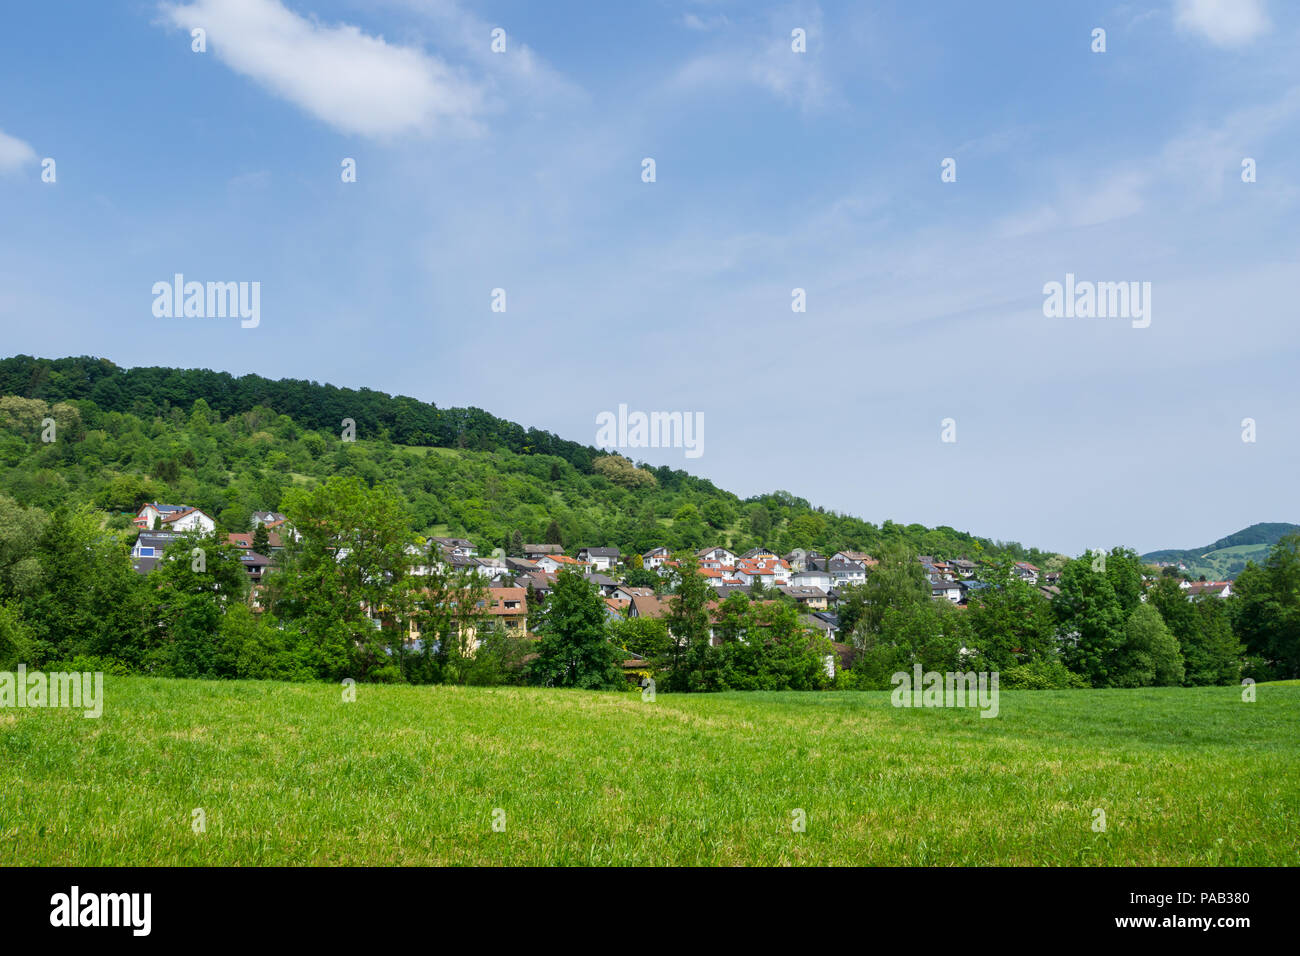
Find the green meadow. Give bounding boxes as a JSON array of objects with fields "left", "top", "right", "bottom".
[{"left": 2, "top": 678, "right": 1297, "bottom": 866}]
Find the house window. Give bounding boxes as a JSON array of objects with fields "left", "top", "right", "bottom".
[{"left": 139, "top": 547, "right": 154, "bottom": 556}]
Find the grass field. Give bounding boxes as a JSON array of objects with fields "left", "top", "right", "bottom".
[{"left": 2, "top": 678, "right": 1297, "bottom": 866}]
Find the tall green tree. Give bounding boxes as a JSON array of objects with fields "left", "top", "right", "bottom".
[
  {"left": 527, "top": 568, "right": 623, "bottom": 689},
  {"left": 272, "top": 476, "right": 414, "bottom": 681},
  {"left": 1111, "top": 602, "right": 1184, "bottom": 687},
  {"left": 966, "top": 558, "right": 1056, "bottom": 669},
  {"left": 1054, "top": 556, "right": 1126, "bottom": 686}
]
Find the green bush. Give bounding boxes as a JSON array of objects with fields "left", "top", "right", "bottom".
[
  {"left": 1001, "top": 659, "right": 1090, "bottom": 690},
  {"left": 40, "top": 654, "right": 133, "bottom": 677}
]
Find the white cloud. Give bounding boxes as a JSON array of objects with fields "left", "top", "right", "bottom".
[
  {"left": 681, "top": 13, "right": 730, "bottom": 32},
  {"left": 160, "top": 0, "right": 484, "bottom": 139},
  {"left": 387, "top": 0, "right": 585, "bottom": 108},
  {"left": 668, "top": 4, "right": 835, "bottom": 111},
  {"left": 1174, "top": 0, "right": 1271, "bottom": 48},
  {"left": 0, "top": 128, "right": 37, "bottom": 175}
]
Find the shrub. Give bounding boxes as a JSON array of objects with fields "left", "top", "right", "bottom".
[{"left": 1001, "top": 660, "right": 1090, "bottom": 690}]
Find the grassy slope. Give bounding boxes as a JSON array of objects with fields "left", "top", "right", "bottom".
[{"left": 2, "top": 679, "right": 1297, "bottom": 866}]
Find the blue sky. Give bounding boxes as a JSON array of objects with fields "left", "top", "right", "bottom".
[{"left": 1, "top": 0, "right": 1297, "bottom": 556}]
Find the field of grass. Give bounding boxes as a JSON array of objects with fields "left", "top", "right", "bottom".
[{"left": 2, "top": 678, "right": 1297, "bottom": 865}]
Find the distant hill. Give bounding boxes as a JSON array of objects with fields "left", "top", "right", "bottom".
[{"left": 1142, "top": 523, "right": 1300, "bottom": 579}]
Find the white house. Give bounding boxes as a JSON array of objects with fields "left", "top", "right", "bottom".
[
  {"left": 827, "top": 558, "right": 866, "bottom": 589},
  {"left": 792, "top": 568, "right": 832, "bottom": 591},
  {"left": 697, "top": 546, "right": 736, "bottom": 566},
  {"left": 577, "top": 547, "right": 620, "bottom": 572},
  {"left": 643, "top": 547, "right": 671, "bottom": 570},
  {"left": 931, "top": 580, "right": 963, "bottom": 604},
  {"left": 536, "top": 554, "right": 590, "bottom": 574},
  {"left": 1012, "top": 562, "right": 1040, "bottom": 585},
  {"left": 134, "top": 503, "right": 216, "bottom": 534}
]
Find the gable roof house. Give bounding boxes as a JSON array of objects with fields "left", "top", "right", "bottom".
[
  {"left": 629, "top": 593, "right": 671, "bottom": 620},
  {"left": 642, "top": 547, "right": 672, "bottom": 569},
  {"left": 585, "top": 572, "right": 621, "bottom": 596},
  {"left": 515, "top": 571, "right": 559, "bottom": 603},
  {"left": 130, "top": 530, "right": 186, "bottom": 575},
  {"left": 778, "top": 585, "right": 828, "bottom": 610},
  {"left": 931, "top": 579, "right": 963, "bottom": 604},
  {"left": 577, "top": 547, "right": 620, "bottom": 571},
  {"left": 1013, "top": 562, "right": 1040, "bottom": 584},
  {"left": 827, "top": 558, "right": 867, "bottom": 589},
  {"left": 949, "top": 558, "right": 977, "bottom": 577},
  {"left": 791, "top": 568, "right": 832, "bottom": 591},
  {"left": 523, "top": 544, "right": 564, "bottom": 559},
  {"left": 134, "top": 503, "right": 216, "bottom": 534},
  {"left": 697, "top": 546, "right": 737, "bottom": 565},
  {"left": 228, "top": 530, "right": 284, "bottom": 553},
  {"left": 432, "top": 537, "right": 477, "bottom": 558},
  {"left": 535, "top": 553, "right": 590, "bottom": 574},
  {"left": 1185, "top": 581, "right": 1233, "bottom": 599}
]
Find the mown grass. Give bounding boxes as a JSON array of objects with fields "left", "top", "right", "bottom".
[{"left": 1, "top": 679, "right": 1296, "bottom": 865}]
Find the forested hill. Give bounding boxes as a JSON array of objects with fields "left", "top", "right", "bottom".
[
  {"left": 1142, "top": 522, "right": 1300, "bottom": 580},
  {"left": 0, "top": 354, "right": 1053, "bottom": 563}
]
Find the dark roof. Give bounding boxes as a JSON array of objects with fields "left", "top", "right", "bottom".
[{"left": 579, "top": 547, "right": 620, "bottom": 557}]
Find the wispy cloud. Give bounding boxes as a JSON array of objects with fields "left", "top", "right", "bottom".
[
  {"left": 0, "top": 128, "right": 36, "bottom": 175},
  {"left": 159, "top": 0, "right": 484, "bottom": 139},
  {"left": 1174, "top": 0, "right": 1271, "bottom": 47},
  {"left": 668, "top": 4, "right": 835, "bottom": 111}
]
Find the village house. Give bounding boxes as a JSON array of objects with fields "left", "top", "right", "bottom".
[
  {"left": 826, "top": 557, "right": 866, "bottom": 589},
  {"left": 642, "top": 546, "right": 672, "bottom": 570},
  {"left": 535, "top": 553, "right": 590, "bottom": 574},
  {"left": 431, "top": 537, "right": 477, "bottom": 558},
  {"left": 130, "top": 530, "right": 184, "bottom": 574},
  {"left": 523, "top": 544, "right": 564, "bottom": 560},
  {"left": 1013, "top": 562, "right": 1040, "bottom": 585},
  {"left": 783, "top": 549, "right": 812, "bottom": 572},
  {"left": 515, "top": 570, "right": 558, "bottom": 603},
  {"left": 949, "top": 558, "right": 977, "bottom": 578},
  {"left": 778, "top": 585, "right": 829, "bottom": 610},
  {"left": 931, "top": 579, "right": 964, "bottom": 604},
  {"left": 697, "top": 546, "right": 737, "bottom": 566},
  {"left": 1184, "top": 581, "right": 1233, "bottom": 599},
  {"left": 629, "top": 593, "right": 670, "bottom": 620},
  {"left": 585, "top": 572, "right": 621, "bottom": 596},
  {"left": 577, "top": 547, "right": 620, "bottom": 572},
  {"left": 481, "top": 587, "right": 528, "bottom": 638},
  {"left": 791, "top": 567, "right": 832, "bottom": 591},
  {"left": 228, "top": 530, "right": 284, "bottom": 553},
  {"left": 134, "top": 503, "right": 216, "bottom": 534}
]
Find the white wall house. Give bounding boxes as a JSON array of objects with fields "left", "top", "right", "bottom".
[{"left": 792, "top": 569, "right": 832, "bottom": 590}]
